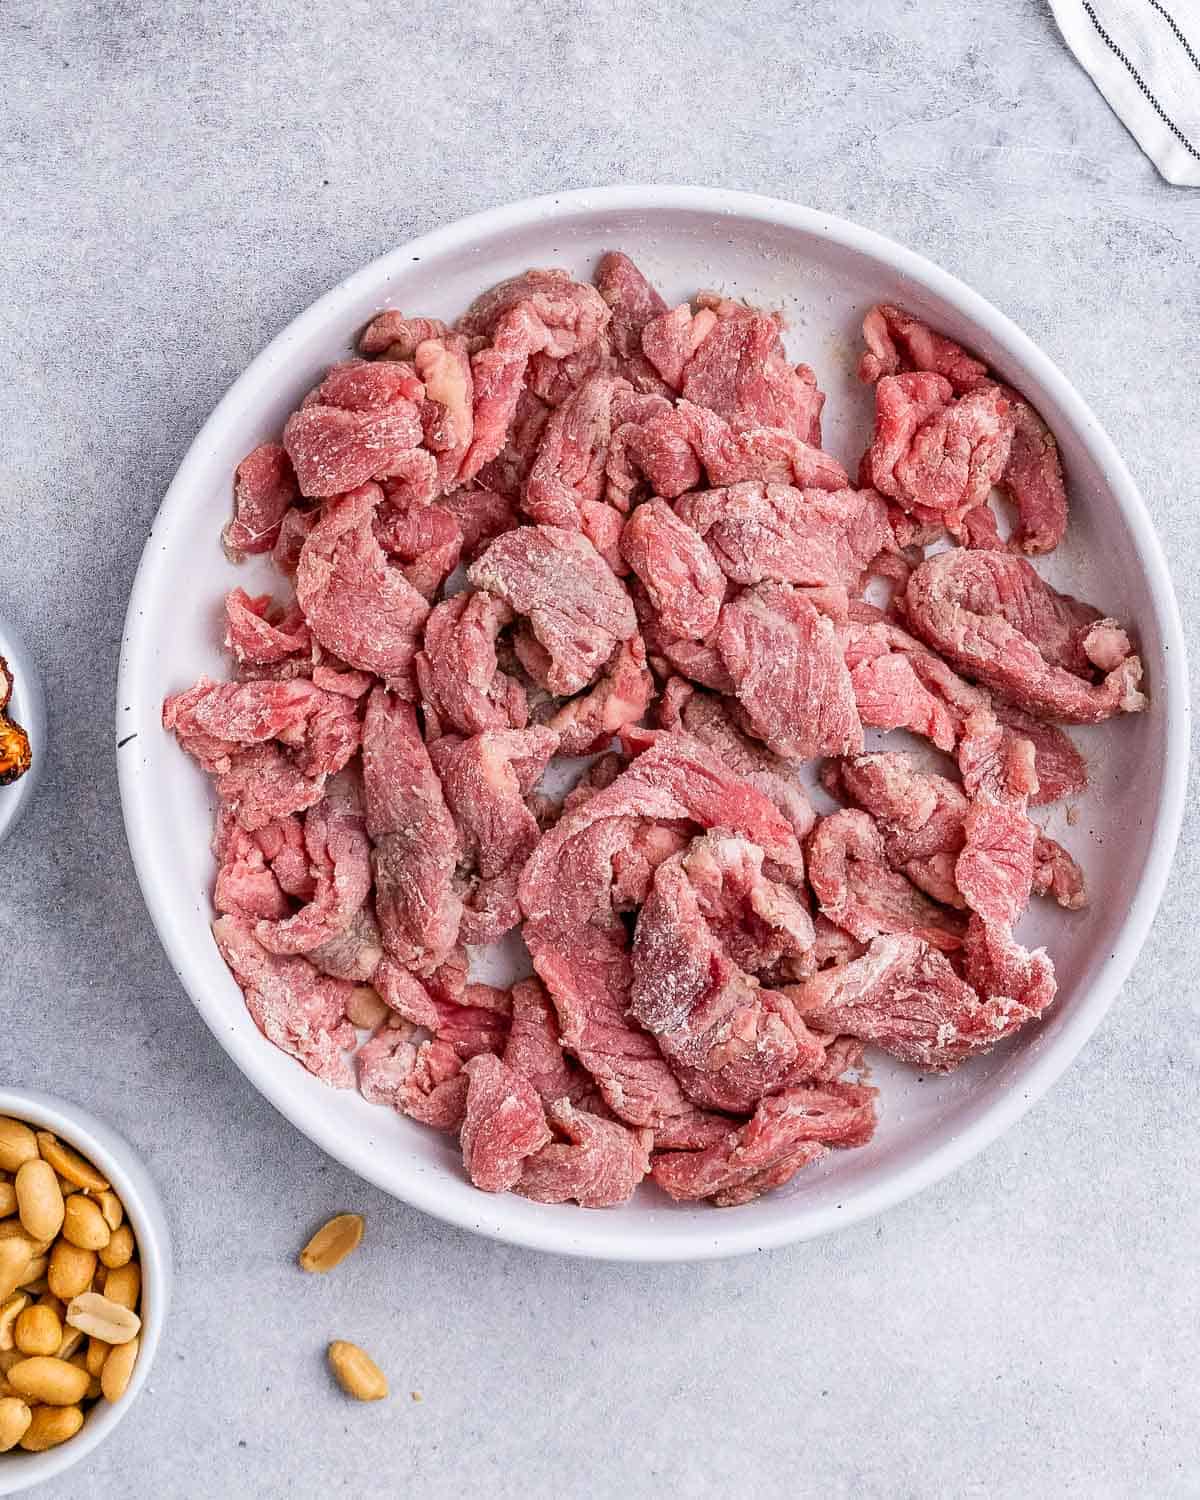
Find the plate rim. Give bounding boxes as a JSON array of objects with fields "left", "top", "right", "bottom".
[{"left": 116, "top": 184, "right": 1191, "bottom": 1262}]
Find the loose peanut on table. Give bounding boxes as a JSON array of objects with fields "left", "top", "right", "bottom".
[
  {"left": 327, "top": 1341, "right": 389, "bottom": 1402},
  {"left": 299, "top": 1214, "right": 365, "bottom": 1274}
]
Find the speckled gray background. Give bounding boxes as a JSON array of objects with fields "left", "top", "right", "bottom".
[{"left": 2, "top": 1, "right": 1197, "bottom": 1496}]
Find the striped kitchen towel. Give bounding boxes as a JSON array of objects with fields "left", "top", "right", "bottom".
[{"left": 1051, "top": 0, "right": 1200, "bottom": 185}]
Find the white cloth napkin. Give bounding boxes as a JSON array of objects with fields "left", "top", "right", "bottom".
[{"left": 1051, "top": 0, "right": 1200, "bottom": 186}]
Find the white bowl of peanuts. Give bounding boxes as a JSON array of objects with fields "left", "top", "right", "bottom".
[{"left": 0, "top": 1091, "right": 171, "bottom": 1494}]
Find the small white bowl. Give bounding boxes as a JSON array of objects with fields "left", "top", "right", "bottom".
[
  {"left": 117, "top": 186, "right": 1189, "bottom": 1261},
  {"left": 0, "top": 1090, "right": 172, "bottom": 1495},
  {"left": 0, "top": 618, "right": 44, "bottom": 850}
]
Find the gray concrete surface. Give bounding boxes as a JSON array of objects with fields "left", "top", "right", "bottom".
[{"left": 2, "top": 1, "right": 1197, "bottom": 1495}]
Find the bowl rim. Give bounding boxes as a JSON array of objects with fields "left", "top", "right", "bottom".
[
  {"left": 115, "top": 184, "right": 1190, "bottom": 1262},
  {"left": 0, "top": 1088, "right": 171, "bottom": 1492}
]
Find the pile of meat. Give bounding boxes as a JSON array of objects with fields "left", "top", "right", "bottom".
[{"left": 164, "top": 260, "right": 1146, "bottom": 1211}]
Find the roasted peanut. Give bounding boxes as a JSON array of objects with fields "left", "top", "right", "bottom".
[
  {"left": 299, "top": 1213, "right": 365, "bottom": 1274},
  {"left": 19, "top": 1402, "right": 83, "bottom": 1450},
  {"left": 97, "top": 1191, "right": 124, "bottom": 1233},
  {"left": 327, "top": 1340, "right": 388, "bottom": 1402},
  {"left": 346, "top": 985, "right": 389, "bottom": 1029},
  {"left": 15, "top": 1160, "right": 65, "bottom": 1243},
  {"left": 14, "top": 1304, "right": 62, "bottom": 1358},
  {"left": 62, "top": 1195, "right": 110, "bottom": 1252},
  {"left": 102, "top": 1262, "right": 140, "bottom": 1311},
  {"left": 0, "top": 1395, "right": 31, "bottom": 1452},
  {"left": 99, "top": 1223, "right": 135, "bottom": 1270},
  {"left": 0, "top": 1120, "right": 38, "bottom": 1174},
  {"left": 65, "top": 1292, "right": 141, "bottom": 1346},
  {"left": 34, "top": 1134, "right": 108, "bottom": 1194},
  {"left": 0, "top": 1241, "right": 32, "bottom": 1302},
  {"left": 47, "top": 1242, "right": 96, "bottom": 1302},
  {"left": 85, "top": 1337, "right": 109, "bottom": 1377},
  {"left": 55, "top": 1327, "right": 84, "bottom": 1362},
  {"left": 0, "top": 1182, "right": 16, "bottom": 1219},
  {"left": 0, "top": 1294, "right": 28, "bottom": 1352},
  {"left": 8, "top": 1356, "right": 91, "bottom": 1406},
  {"left": 100, "top": 1335, "right": 139, "bottom": 1403}
]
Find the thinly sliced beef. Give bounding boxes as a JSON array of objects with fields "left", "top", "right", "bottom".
[
  {"left": 460, "top": 1055, "right": 552, "bottom": 1193},
  {"left": 295, "top": 484, "right": 430, "bottom": 691},
  {"left": 545, "top": 633, "right": 654, "bottom": 756},
  {"left": 359, "top": 312, "right": 454, "bottom": 359},
  {"left": 503, "top": 977, "right": 580, "bottom": 1104},
  {"left": 355, "top": 1027, "right": 468, "bottom": 1130},
  {"left": 254, "top": 778, "right": 373, "bottom": 955},
  {"left": 596, "top": 251, "right": 671, "bottom": 393},
  {"left": 361, "top": 688, "right": 462, "bottom": 975},
  {"left": 415, "top": 591, "right": 528, "bottom": 740},
  {"left": 656, "top": 677, "right": 815, "bottom": 838},
  {"left": 373, "top": 499, "right": 462, "bottom": 601},
  {"left": 905, "top": 549, "right": 1145, "bottom": 722},
  {"left": 284, "top": 362, "right": 423, "bottom": 497},
  {"left": 995, "top": 387, "right": 1068, "bottom": 555},
  {"left": 223, "top": 444, "right": 299, "bottom": 559},
  {"left": 468, "top": 524, "right": 637, "bottom": 695},
  {"left": 858, "top": 304, "right": 988, "bottom": 394},
  {"left": 651, "top": 1082, "right": 876, "bottom": 1206},
  {"left": 807, "top": 809, "right": 966, "bottom": 950},
  {"left": 212, "top": 914, "right": 355, "bottom": 1086},
  {"left": 787, "top": 932, "right": 1046, "bottom": 1070},
  {"left": 620, "top": 498, "right": 726, "bottom": 641},
  {"left": 675, "top": 482, "right": 891, "bottom": 591},
  {"left": 716, "top": 583, "right": 863, "bottom": 759},
  {"left": 224, "top": 590, "right": 311, "bottom": 668},
  {"left": 519, "top": 1101, "right": 652, "bottom": 1207},
  {"left": 430, "top": 726, "right": 558, "bottom": 944}
]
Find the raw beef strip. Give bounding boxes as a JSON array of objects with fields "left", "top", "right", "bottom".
[
  {"left": 858, "top": 304, "right": 988, "bottom": 394},
  {"left": 378, "top": 449, "right": 439, "bottom": 510},
  {"left": 656, "top": 677, "right": 815, "bottom": 838},
  {"left": 905, "top": 549, "right": 1145, "bottom": 722},
  {"left": 595, "top": 251, "right": 671, "bottom": 393},
  {"left": 681, "top": 401, "right": 848, "bottom": 491},
  {"left": 519, "top": 1100, "right": 652, "bottom": 1207},
  {"left": 430, "top": 726, "right": 558, "bottom": 944},
  {"left": 786, "top": 932, "right": 1044, "bottom": 1069},
  {"left": 468, "top": 524, "right": 638, "bottom": 695},
  {"left": 993, "top": 703, "right": 1087, "bottom": 804},
  {"left": 213, "top": 743, "right": 327, "bottom": 831},
  {"left": 283, "top": 364, "right": 424, "bottom": 497},
  {"left": 223, "top": 444, "right": 299, "bottom": 559},
  {"left": 619, "top": 498, "right": 725, "bottom": 640},
  {"left": 412, "top": 333, "right": 474, "bottom": 491},
  {"left": 605, "top": 395, "right": 703, "bottom": 507},
  {"left": 356, "top": 1027, "right": 468, "bottom": 1130},
  {"left": 164, "top": 676, "right": 359, "bottom": 782},
  {"left": 522, "top": 374, "right": 632, "bottom": 568},
  {"left": 544, "top": 633, "right": 654, "bottom": 756},
  {"left": 362, "top": 688, "right": 463, "bottom": 975},
  {"left": 254, "top": 779, "right": 373, "bottom": 955},
  {"left": 372, "top": 955, "right": 440, "bottom": 1029},
  {"left": 636, "top": 596, "right": 734, "bottom": 693},
  {"left": 295, "top": 484, "right": 430, "bottom": 690},
  {"left": 359, "top": 312, "right": 454, "bottom": 359},
  {"left": 869, "top": 377, "right": 1014, "bottom": 536},
  {"left": 475, "top": 389, "right": 551, "bottom": 500},
  {"left": 213, "top": 816, "right": 290, "bottom": 921},
  {"left": 212, "top": 914, "right": 355, "bottom": 1086},
  {"left": 272, "top": 507, "right": 318, "bottom": 578},
  {"left": 310, "top": 905, "right": 385, "bottom": 983},
  {"left": 807, "top": 809, "right": 966, "bottom": 950},
  {"left": 681, "top": 832, "right": 815, "bottom": 976},
  {"left": 459, "top": 1054, "right": 552, "bottom": 1194},
  {"left": 457, "top": 268, "right": 609, "bottom": 346},
  {"left": 716, "top": 583, "right": 863, "bottom": 759},
  {"left": 438, "top": 486, "right": 518, "bottom": 562},
  {"left": 961, "top": 913, "right": 1057, "bottom": 1019},
  {"left": 224, "top": 590, "right": 311, "bottom": 667},
  {"left": 415, "top": 591, "right": 528, "bottom": 740},
  {"left": 675, "top": 482, "right": 891, "bottom": 591},
  {"left": 432, "top": 986, "right": 513, "bottom": 1060},
  {"left": 503, "top": 977, "right": 579, "bottom": 1104},
  {"left": 994, "top": 386, "right": 1068, "bottom": 555},
  {"left": 651, "top": 1082, "right": 877, "bottom": 1206},
  {"left": 826, "top": 751, "right": 1086, "bottom": 911},
  {"left": 245, "top": 811, "right": 315, "bottom": 896},
  {"left": 956, "top": 797, "right": 1037, "bottom": 929},
  {"left": 374, "top": 498, "right": 462, "bottom": 601},
  {"left": 520, "top": 733, "right": 803, "bottom": 1138}
]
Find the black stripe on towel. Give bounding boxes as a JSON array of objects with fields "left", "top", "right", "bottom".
[{"left": 1082, "top": 0, "right": 1200, "bottom": 161}]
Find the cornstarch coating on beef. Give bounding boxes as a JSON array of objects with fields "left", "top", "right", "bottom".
[{"left": 170, "top": 252, "right": 1144, "bottom": 1213}]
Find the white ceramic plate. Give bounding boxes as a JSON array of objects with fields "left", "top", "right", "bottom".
[{"left": 117, "top": 187, "right": 1189, "bottom": 1262}]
